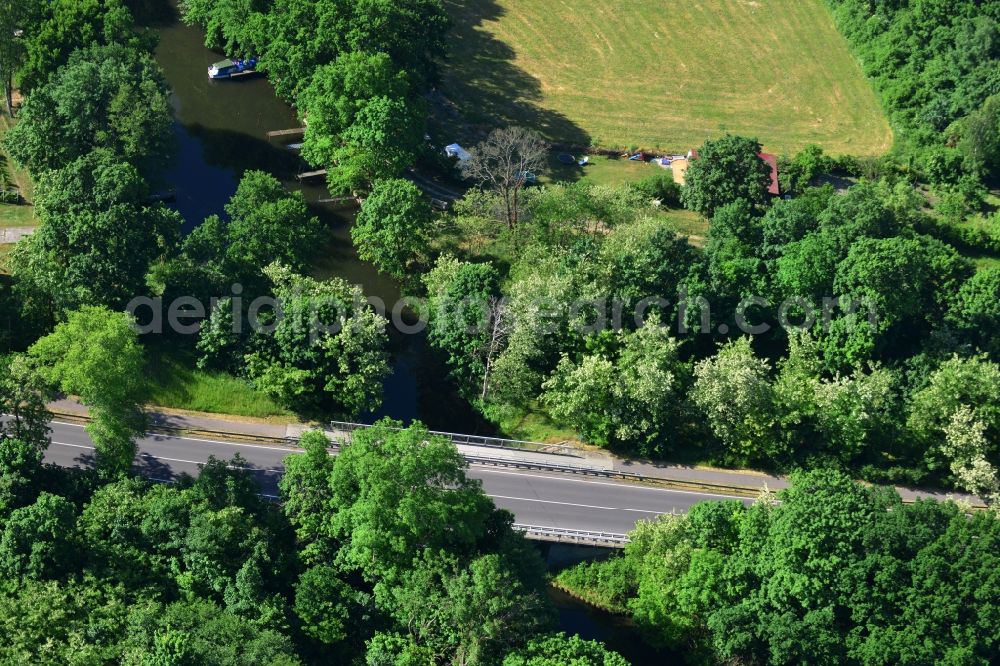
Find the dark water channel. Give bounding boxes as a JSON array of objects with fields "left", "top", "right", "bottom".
[
  {"left": 151, "top": 11, "right": 671, "bottom": 663},
  {"left": 543, "top": 545, "right": 685, "bottom": 665},
  {"left": 152, "top": 13, "right": 488, "bottom": 429}
]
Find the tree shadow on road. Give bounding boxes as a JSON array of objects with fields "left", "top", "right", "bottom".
[{"left": 133, "top": 451, "right": 179, "bottom": 482}]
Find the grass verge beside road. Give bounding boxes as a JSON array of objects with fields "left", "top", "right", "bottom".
[{"left": 144, "top": 348, "right": 293, "bottom": 420}]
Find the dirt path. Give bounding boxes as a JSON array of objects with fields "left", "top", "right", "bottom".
[{"left": 0, "top": 226, "right": 35, "bottom": 243}]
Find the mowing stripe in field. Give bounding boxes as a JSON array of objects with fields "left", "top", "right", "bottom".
[{"left": 441, "top": 0, "right": 892, "bottom": 156}]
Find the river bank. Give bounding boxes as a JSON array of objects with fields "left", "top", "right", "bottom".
[
  {"left": 543, "top": 544, "right": 684, "bottom": 664},
  {"left": 147, "top": 5, "right": 491, "bottom": 431}
]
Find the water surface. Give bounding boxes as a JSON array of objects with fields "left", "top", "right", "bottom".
[{"left": 152, "top": 15, "right": 491, "bottom": 426}]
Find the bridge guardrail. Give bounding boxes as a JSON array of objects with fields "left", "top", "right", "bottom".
[
  {"left": 513, "top": 524, "right": 629, "bottom": 546},
  {"left": 328, "top": 420, "right": 584, "bottom": 458},
  {"left": 59, "top": 411, "right": 983, "bottom": 508},
  {"left": 464, "top": 453, "right": 638, "bottom": 479}
]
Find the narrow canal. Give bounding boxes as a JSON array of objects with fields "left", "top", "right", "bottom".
[
  {"left": 152, "top": 7, "right": 485, "bottom": 431},
  {"left": 544, "top": 545, "right": 685, "bottom": 664},
  {"left": 149, "top": 8, "right": 677, "bottom": 663}
]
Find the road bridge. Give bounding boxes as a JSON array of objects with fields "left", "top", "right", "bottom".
[{"left": 42, "top": 420, "right": 752, "bottom": 547}]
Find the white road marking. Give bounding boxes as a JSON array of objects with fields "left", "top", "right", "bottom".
[
  {"left": 145, "top": 434, "right": 296, "bottom": 453},
  {"left": 48, "top": 428, "right": 747, "bottom": 501},
  {"left": 489, "top": 494, "right": 667, "bottom": 514},
  {"left": 50, "top": 442, "right": 281, "bottom": 472},
  {"left": 48, "top": 444, "right": 688, "bottom": 514},
  {"left": 51, "top": 441, "right": 93, "bottom": 449},
  {"left": 473, "top": 467, "right": 748, "bottom": 500},
  {"left": 50, "top": 420, "right": 296, "bottom": 452}
]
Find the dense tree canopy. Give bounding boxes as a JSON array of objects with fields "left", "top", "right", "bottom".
[
  {"left": 179, "top": 0, "right": 271, "bottom": 58},
  {"left": 298, "top": 52, "right": 412, "bottom": 168},
  {"left": 542, "top": 323, "right": 688, "bottom": 456},
  {"left": 558, "top": 470, "right": 1000, "bottom": 665},
  {"left": 0, "top": 418, "right": 571, "bottom": 664},
  {"left": 245, "top": 263, "right": 390, "bottom": 417},
  {"left": 503, "top": 634, "right": 629, "bottom": 666},
  {"left": 326, "top": 95, "right": 426, "bottom": 193},
  {"left": 422, "top": 162, "right": 998, "bottom": 488},
  {"left": 16, "top": 0, "right": 139, "bottom": 95},
  {"left": 206, "top": 169, "right": 324, "bottom": 289},
  {"left": 826, "top": 0, "right": 1000, "bottom": 158},
  {"left": 680, "top": 134, "right": 773, "bottom": 217},
  {"left": 947, "top": 267, "right": 1000, "bottom": 357},
  {"left": 8, "top": 150, "right": 181, "bottom": 317},
  {"left": 5, "top": 43, "right": 172, "bottom": 174},
  {"left": 329, "top": 420, "right": 496, "bottom": 583},
  {"left": 3, "top": 0, "right": 1000, "bottom": 662},
  {"left": 248, "top": 0, "right": 449, "bottom": 102},
  {"left": 353, "top": 178, "right": 433, "bottom": 280}
]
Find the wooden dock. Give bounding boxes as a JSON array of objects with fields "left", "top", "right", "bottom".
[
  {"left": 318, "top": 195, "right": 361, "bottom": 205},
  {"left": 317, "top": 195, "right": 363, "bottom": 209},
  {"left": 267, "top": 127, "right": 306, "bottom": 139},
  {"left": 296, "top": 169, "right": 327, "bottom": 181},
  {"left": 145, "top": 191, "right": 177, "bottom": 204}
]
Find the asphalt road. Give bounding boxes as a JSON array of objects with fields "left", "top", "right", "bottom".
[{"left": 43, "top": 420, "right": 749, "bottom": 536}]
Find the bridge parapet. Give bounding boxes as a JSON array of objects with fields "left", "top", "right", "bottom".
[
  {"left": 513, "top": 524, "right": 629, "bottom": 548},
  {"left": 327, "top": 420, "right": 610, "bottom": 467}
]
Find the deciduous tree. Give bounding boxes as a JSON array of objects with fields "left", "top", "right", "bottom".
[
  {"left": 29, "top": 306, "right": 147, "bottom": 478},
  {"left": 8, "top": 150, "right": 181, "bottom": 314},
  {"left": 691, "top": 337, "right": 781, "bottom": 464},
  {"left": 0, "top": 492, "right": 77, "bottom": 579},
  {"left": 462, "top": 127, "right": 547, "bottom": 229},
  {"left": 279, "top": 430, "right": 335, "bottom": 564},
  {"left": 328, "top": 420, "right": 495, "bottom": 584},
  {"left": 383, "top": 550, "right": 553, "bottom": 665},
  {"left": 219, "top": 170, "right": 323, "bottom": 288},
  {"left": 503, "top": 633, "right": 629, "bottom": 666},
  {"left": 542, "top": 323, "right": 687, "bottom": 456},
  {"left": 424, "top": 256, "right": 502, "bottom": 401},
  {"left": 353, "top": 178, "right": 433, "bottom": 280},
  {"left": 299, "top": 52, "right": 411, "bottom": 169},
  {"left": 680, "top": 134, "right": 772, "bottom": 217},
  {"left": 246, "top": 264, "right": 390, "bottom": 417},
  {"left": 327, "top": 96, "right": 425, "bottom": 193},
  {"left": 6, "top": 43, "right": 172, "bottom": 173}
]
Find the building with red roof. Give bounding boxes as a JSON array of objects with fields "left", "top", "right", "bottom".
[
  {"left": 757, "top": 152, "right": 780, "bottom": 196},
  {"left": 683, "top": 149, "right": 780, "bottom": 196}
]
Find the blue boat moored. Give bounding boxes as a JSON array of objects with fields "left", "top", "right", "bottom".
[{"left": 208, "top": 57, "right": 258, "bottom": 80}]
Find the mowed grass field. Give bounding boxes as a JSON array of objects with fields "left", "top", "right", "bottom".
[{"left": 441, "top": 0, "right": 892, "bottom": 156}]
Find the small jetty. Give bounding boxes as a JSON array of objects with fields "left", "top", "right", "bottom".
[
  {"left": 267, "top": 127, "right": 306, "bottom": 139},
  {"left": 317, "top": 195, "right": 361, "bottom": 205},
  {"left": 144, "top": 191, "right": 177, "bottom": 204},
  {"left": 296, "top": 169, "right": 327, "bottom": 181},
  {"left": 317, "top": 195, "right": 363, "bottom": 210}
]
